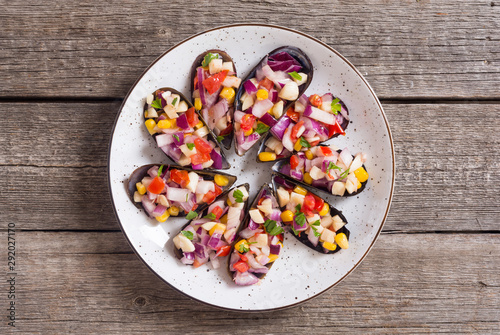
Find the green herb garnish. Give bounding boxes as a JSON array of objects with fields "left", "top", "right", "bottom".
[
  {"left": 151, "top": 98, "right": 162, "bottom": 110},
  {"left": 173, "top": 134, "right": 180, "bottom": 142},
  {"left": 217, "top": 135, "right": 224, "bottom": 142},
  {"left": 171, "top": 97, "right": 178, "bottom": 106},
  {"left": 186, "top": 143, "right": 195, "bottom": 150},
  {"left": 327, "top": 161, "right": 342, "bottom": 173},
  {"left": 238, "top": 243, "right": 250, "bottom": 253},
  {"left": 331, "top": 98, "right": 341, "bottom": 115},
  {"left": 204, "top": 212, "right": 216, "bottom": 220},
  {"left": 255, "top": 122, "right": 270, "bottom": 135},
  {"left": 294, "top": 212, "right": 306, "bottom": 227},
  {"left": 295, "top": 204, "right": 302, "bottom": 212},
  {"left": 299, "top": 137, "right": 311, "bottom": 148},
  {"left": 288, "top": 71, "right": 302, "bottom": 81},
  {"left": 233, "top": 189, "right": 244, "bottom": 203},
  {"left": 263, "top": 220, "right": 284, "bottom": 236},
  {"left": 291, "top": 226, "right": 299, "bottom": 236},
  {"left": 339, "top": 168, "right": 350, "bottom": 179},
  {"left": 202, "top": 53, "right": 219, "bottom": 67},
  {"left": 185, "top": 211, "right": 197, "bottom": 220},
  {"left": 157, "top": 164, "right": 164, "bottom": 177},
  {"left": 181, "top": 230, "right": 193, "bottom": 240},
  {"left": 311, "top": 220, "right": 321, "bottom": 237}
]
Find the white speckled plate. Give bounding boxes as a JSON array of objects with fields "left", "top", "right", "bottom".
[{"left": 108, "top": 24, "right": 394, "bottom": 311}]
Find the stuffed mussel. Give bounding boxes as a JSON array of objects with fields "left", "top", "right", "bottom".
[
  {"left": 229, "top": 184, "right": 284, "bottom": 286},
  {"left": 173, "top": 184, "right": 250, "bottom": 268},
  {"left": 233, "top": 46, "right": 313, "bottom": 156},
  {"left": 273, "top": 144, "right": 369, "bottom": 197},
  {"left": 144, "top": 88, "right": 230, "bottom": 169},
  {"left": 258, "top": 93, "right": 349, "bottom": 162},
  {"left": 272, "top": 175, "right": 349, "bottom": 254},
  {"left": 190, "top": 50, "right": 241, "bottom": 150},
  {"left": 127, "top": 164, "right": 236, "bottom": 222}
]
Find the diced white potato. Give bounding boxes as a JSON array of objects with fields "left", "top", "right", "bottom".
[
  {"left": 277, "top": 187, "right": 290, "bottom": 207},
  {"left": 257, "top": 198, "right": 273, "bottom": 216},
  {"left": 221, "top": 61, "right": 234, "bottom": 72},
  {"left": 216, "top": 117, "right": 228, "bottom": 131},
  {"left": 242, "top": 94, "right": 254, "bottom": 111},
  {"left": 222, "top": 76, "right": 241, "bottom": 88},
  {"left": 209, "top": 58, "right": 223, "bottom": 74},
  {"left": 307, "top": 214, "right": 321, "bottom": 224},
  {"left": 278, "top": 81, "right": 299, "bottom": 100},
  {"left": 272, "top": 100, "right": 284, "bottom": 119},
  {"left": 332, "top": 215, "right": 346, "bottom": 231},
  {"left": 174, "top": 234, "right": 195, "bottom": 252},
  {"left": 294, "top": 101, "right": 305, "bottom": 113},
  {"left": 173, "top": 235, "right": 182, "bottom": 249},
  {"left": 170, "top": 94, "right": 180, "bottom": 108},
  {"left": 186, "top": 172, "right": 199, "bottom": 193},
  {"left": 141, "top": 177, "right": 152, "bottom": 188},
  {"left": 320, "top": 228, "right": 336, "bottom": 244},
  {"left": 157, "top": 195, "right": 170, "bottom": 207},
  {"left": 161, "top": 91, "right": 172, "bottom": 98},
  {"left": 196, "top": 192, "right": 204, "bottom": 203},
  {"left": 292, "top": 72, "right": 308, "bottom": 86},
  {"left": 177, "top": 154, "right": 191, "bottom": 166},
  {"left": 164, "top": 105, "right": 178, "bottom": 119},
  {"left": 146, "top": 107, "right": 158, "bottom": 118},
  {"left": 133, "top": 191, "right": 142, "bottom": 202},
  {"left": 249, "top": 209, "right": 264, "bottom": 223},
  {"left": 202, "top": 159, "right": 214, "bottom": 168},
  {"left": 309, "top": 166, "right": 326, "bottom": 180},
  {"left": 255, "top": 234, "right": 268, "bottom": 248},
  {"left": 236, "top": 186, "right": 249, "bottom": 201},
  {"left": 201, "top": 221, "right": 217, "bottom": 231},
  {"left": 192, "top": 89, "right": 200, "bottom": 99},
  {"left": 290, "top": 192, "right": 305, "bottom": 207},
  {"left": 312, "top": 223, "right": 324, "bottom": 235},
  {"left": 320, "top": 215, "right": 333, "bottom": 228},
  {"left": 331, "top": 182, "right": 346, "bottom": 196},
  {"left": 345, "top": 179, "right": 357, "bottom": 194},
  {"left": 146, "top": 94, "right": 154, "bottom": 104},
  {"left": 349, "top": 154, "right": 364, "bottom": 172},
  {"left": 194, "top": 126, "right": 209, "bottom": 138},
  {"left": 180, "top": 144, "right": 197, "bottom": 157},
  {"left": 177, "top": 101, "right": 188, "bottom": 113}
]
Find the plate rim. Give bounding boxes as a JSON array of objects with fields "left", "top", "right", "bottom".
[{"left": 107, "top": 23, "right": 395, "bottom": 312}]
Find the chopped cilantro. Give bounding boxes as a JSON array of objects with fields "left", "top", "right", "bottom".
[
  {"left": 157, "top": 164, "right": 164, "bottom": 177},
  {"left": 216, "top": 135, "right": 224, "bottom": 142},
  {"left": 255, "top": 122, "right": 270, "bottom": 135},
  {"left": 299, "top": 137, "right": 311, "bottom": 148},
  {"left": 233, "top": 189, "right": 244, "bottom": 203},
  {"left": 327, "top": 162, "right": 342, "bottom": 173},
  {"left": 151, "top": 98, "right": 162, "bottom": 110},
  {"left": 173, "top": 134, "right": 180, "bottom": 142},
  {"left": 288, "top": 71, "right": 302, "bottom": 81},
  {"left": 295, "top": 204, "right": 302, "bottom": 212},
  {"left": 186, "top": 143, "right": 195, "bottom": 150},
  {"left": 339, "top": 168, "right": 350, "bottom": 179},
  {"left": 295, "top": 212, "right": 306, "bottom": 227},
  {"left": 181, "top": 231, "right": 193, "bottom": 240},
  {"left": 238, "top": 243, "right": 250, "bottom": 253},
  {"left": 171, "top": 97, "right": 178, "bottom": 106},
  {"left": 202, "top": 53, "right": 219, "bottom": 67},
  {"left": 185, "top": 211, "right": 197, "bottom": 220},
  {"left": 331, "top": 98, "right": 341, "bottom": 115},
  {"left": 291, "top": 226, "right": 299, "bottom": 236},
  {"left": 263, "top": 219, "right": 284, "bottom": 236},
  {"left": 204, "top": 212, "right": 216, "bottom": 220},
  {"left": 311, "top": 220, "right": 321, "bottom": 237}
]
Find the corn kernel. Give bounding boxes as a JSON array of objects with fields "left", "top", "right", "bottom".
[
  {"left": 335, "top": 233, "right": 349, "bottom": 249},
  {"left": 227, "top": 198, "right": 232, "bottom": 206},
  {"left": 244, "top": 128, "right": 253, "bottom": 136},
  {"left": 303, "top": 172, "right": 313, "bottom": 185},
  {"left": 267, "top": 253, "right": 279, "bottom": 263},
  {"left": 234, "top": 239, "right": 248, "bottom": 252},
  {"left": 157, "top": 119, "right": 171, "bottom": 129},
  {"left": 214, "top": 174, "right": 229, "bottom": 187},
  {"left": 194, "top": 97, "right": 202, "bottom": 110},
  {"left": 220, "top": 214, "right": 228, "bottom": 224},
  {"left": 281, "top": 210, "right": 294, "bottom": 222},
  {"left": 133, "top": 191, "right": 142, "bottom": 202},
  {"left": 209, "top": 223, "right": 226, "bottom": 236},
  {"left": 294, "top": 139, "right": 302, "bottom": 152},
  {"left": 145, "top": 119, "right": 157, "bottom": 135},
  {"left": 194, "top": 121, "right": 204, "bottom": 129},
  {"left": 354, "top": 167, "right": 369, "bottom": 183},
  {"left": 357, "top": 180, "right": 362, "bottom": 189},
  {"left": 319, "top": 203, "right": 329, "bottom": 216},
  {"left": 305, "top": 150, "right": 314, "bottom": 160},
  {"left": 259, "top": 152, "right": 277, "bottom": 162},
  {"left": 170, "top": 118, "right": 177, "bottom": 128},
  {"left": 256, "top": 89, "right": 268, "bottom": 100},
  {"left": 323, "top": 241, "right": 337, "bottom": 251},
  {"left": 136, "top": 182, "right": 147, "bottom": 195},
  {"left": 220, "top": 87, "right": 236, "bottom": 104},
  {"left": 155, "top": 211, "right": 170, "bottom": 223},
  {"left": 293, "top": 186, "right": 308, "bottom": 196},
  {"left": 168, "top": 206, "right": 179, "bottom": 216}
]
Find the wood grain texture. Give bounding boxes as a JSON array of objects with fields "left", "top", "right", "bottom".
[
  {"left": 0, "top": 231, "right": 498, "bottom": 334},
  {"left": 0, "top": 0, "right": 498, "bottom": 99},
  {"left": 1, "top": 102, "right": 498, "bottom": 231}
]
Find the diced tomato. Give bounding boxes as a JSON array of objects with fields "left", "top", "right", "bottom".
[
  {"left": 290, "top": 121, "right": 304, "bottom": 141},
  {"left": 219, "top": 123, "right": 233, "bottom": 136},
  {"left": 170, "top": 169, "right": 190, "bottom": 188},
  {"left": 309, "top": 139, "right": 320, "bottom": 147},
  {"left": 147, "top": 176, "right": 165, "bottom": 194},
  {"left": 287, "top": 108, "right": 300, "bottom": 122},
  {"left": 214, "top": 184, "right": 222, "bottom": 197},
  {"left": 290, "top": 155, "right": 300, "bottom": 170},
  {"left": 216, "top": 245, "right": 231, "bottom": 257},
  {"left": 212, "top": 206, "right": 223, "bottom": 220},
  {"left": 186, "top": 107, "right": 199, "bottom": 127},
  {"left": 194, "top": 138, "right": 212, "bottom": 154},
  {"left": 309, "top": 94, "right": 322, "bottom": 107},
  {"left": 312, "top": 195, "right": 324, "bottom": 212},
  {"left": 303, "top": 194, "right": 316, "bottom": 215},
  {"left": 320, "top": 146, "right": 333, "bottom": 156},
  {"left": 193, "top": 259, "right": 203, "bottom": 268},
  {"left": 191, "top": 204, "right": 199, "bottom": 211},
  {"left": 202, "top": 70, "right": 228, "bottom": 95},
  {"left": 240, "top": 113, "right": 256, "bottom": 131},
  {"left": 202, "top": 190, "right": 216, "bottom": 204},
  {"left": 190, "top": 153, "right": 204, "bottom": 166},
  {"left": 258, "top": 78, "right": 274, "bottom": 91},
  {"left": 193, "top": 76, "right": 199, "bottom": 90},
  {"left": 233, "top": 260, "right": 250, "bottom": 273},
  {"left": 327, "top": 120, "right": 346, "bottom": 137},
  {"left": 238, "top": 253, "right": 248, "bottom": 262}
]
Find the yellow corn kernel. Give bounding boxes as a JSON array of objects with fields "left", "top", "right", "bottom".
[
  {"left": 155, "top": 211, "right": 170, "bottom": 223},
  {"left": 267, "top": 109, "right": 273, "bottom": 114},
  {"left": 319, "top": 203, "right": 329, "bottom": 216},
  {"left": 267, "top": 253, "right": 279, "bottom": 263},
  {"left": 227, "top": 198, "right": 233, "bottom": 206},
  {"left": 244, "top": 128, "right": 253, "bottom": 136},
  {"left": 209, "top": 223, "right": 226, "bottom": 236},
  {"left": 220, "top": 214, "right": 228, "bottom": 225},
  {"left": 168, "top": 206, "right": 179, "bottom": 216},
  {"left": 194, "top": 97, "right": 202, "bottom": 110},
  {"left": 256, "top": 89, "right": 268, "bottom": 100},
  {"left": 293, "top": 186, "right": 307, "bottom": 196},
  {"left": 136, "top": 182, "right": 147, "bottom": 195},
  {"left": 305, "top": 150, "right": 314, "bottom": 160},
  {"left": 303, "top": 172, "right": 313, "bottom": 185},
  {"left": 234, "top": 239, "right": 248, "bottom": 252},
  {"left": 323, "top": 241, "right": 337, "bottom": 251},
  {"left": 157, "top": 119, "right": 171, "bottom": 129},
  {"left": 220, "top": 87, "right": 236, "bottom": 104},
  {"left": 335, "top": 233, "right": 349, "bottom": 249},
  {"left": 280, "top": 210, "right": 294, "bottom": 222},
  {"left": 259, "top": 152, "right": 277, "bottom": 162},
  {"left": 194, "top": 121, "right": 204, "bottom": 129},
  {"left": 354, "top": 167, "right": 369, "bottom": 183},
  {"left": 169, "top": 118, "right": 177, "bottom": 129},
  {"left": 294, "top": 139, "right": 302, "bottom": 152},
  {"left": 145, "top": 119, "right": 157, "bottom": 135},
  {"left": 357, "top": 179, "right": 362, "bottom": 189},
  {"left": 214, "top": 174, "right": 229, "bottom": 187}
]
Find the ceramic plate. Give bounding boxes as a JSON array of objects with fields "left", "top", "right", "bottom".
[{"left": 108, "top": 24, "right": 394, "bottom": 311}]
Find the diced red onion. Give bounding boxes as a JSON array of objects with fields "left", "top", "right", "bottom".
[
  {"left": 290, "top": 169, "right": 303, "bottom": 180},
  {"left": 339, "top": 148, "right": 353, "bottom": 167},
  {"left": 251, "top": 99, "right": 274, "bottom": 118},
  {"left": 210, "top": 252, "right": 220, "bottom": 269},
  {"left": 303, "top": 105, "right": 336, "bottom": 125},
  {"left": 194, "top": 243, "right": 207, "bottom": 259},
  {"left": 270, "top": 115, "right": 291, "bottom": 140},
  {"left": 307, "top": 228, "right": 319, "bottom": 247},
  {"left": 191, "top": 164, "right": 202, "bottom": 170},
  {"left": 234, "top": 111, "right": 246, "bottom": 123},
  {"left": 207, "top": 232, "right": 222, "bottom": 249},
  {"left": 151, "top": 204, "right": 166, "bottom": 217},
  {"left": 166, "top": 186, "right": 190, "bottom": 203},
  {"left": 180, "top": 254, "right": 194, "bottom": 265},
  {"left": 269, "top": 209, "right": 281, "bottom": 222},
  {"left": 176, "top": 113, "right": 189, "bottom": 130},
  {"left": 239, "top": 132, "right": 260, "bottom": 151},
  {"left": 248, "top": 219, "right": 260, "bottom": 230},
  {"left": 279, "top": 164, "right": 291, "bottom": 177},
  {"left": 197, "top": 67, "right": 206, "bottom": 105},
  {"left": 239, "top": 227, "right": 262, "bottom": 239},
  {"left": 269, "top": 243, "right": 281, "bottom": 255},
  {"left": 147, "top": 166, "right": 159, "bottom": 178},
  {"left": 312, "top": 178, "right": 330, "bottom": 191},
  {"left": 293, "top": 218, "right": 308, "bottom": 232},
  {"left": 147, "top": 191, "right": 157, "bottom": 201},
  {"left": 233, "top": 271, "right": 259, "bottom": 286},
  {"left": 243, "top": 80, "right": 258, "bottom": 95},
  {"left": 210, "top": 149, "right": 223, "bottom": 169},
  {"left": 156, "top": 134, "right": 173, "bottom": 147},
  {"left": 259, "top": 112, "right": 277, "bottom": 127}
]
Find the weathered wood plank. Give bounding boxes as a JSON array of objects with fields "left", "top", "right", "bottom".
[
  {"left": 0, "top": 231, "right": 498, "bottom": 333},
  {"left": 0, "top": 1, "right": 498, "bottom": 98},
  {"left": 1, "top": 102, "right": 498, "bottom": 231}
]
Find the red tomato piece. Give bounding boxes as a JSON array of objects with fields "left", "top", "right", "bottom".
[
  {"left": 320, "top": 146, "right": 333, "bottom": 156},
  {"left": 290, "top": 121, "right": 304, "bottom": 141},
  {"left": 290, "top": 155, "right": 300, "bottom": 170},
  {"left": 286, "top": 108, "right": 300, "bottom": 123},
  {"left": 303, "top": 194, "right": 316, "bottom": 213},
  {"left": 312, "top": 195, "right": 324, "bottom": 212},
  {"left": 309, "top": 139, "right": 320, "bottom": 147},
  {"left": 216, "top": 245, "right": 231, "bottom": 257},
  {"left": 147, "top": 176, "right": 165, "bottom": 194},
  {"left": 194, "top": 138, "right": 212, "bottom": 154},
  {"left": 170, "top": 169, "right": 190, "bottom": 188},
  {"left": 240, "top": 113, "right": 256, "bottom": 131},
  {"left": 186, "top": 107, "right": 199, "bottom": 127},
  {"left": 238, "top": 253, "right": 248, "bottom": 262},
  {"left": 327, "top": 120, "right": 346, "bottom": 137},
  {"left": 212, "top": 206, "right": 223, "bottom": 220},
  {"left": 309, "top": 94, "right": 322, "bottom": 107},
  {"left": 193, "top": 259, "right": 203, "bottom": 268},
  {"left": 214, "top": 185, "right": 222, "bottom": 197},
  {"left": 258, "top": 78, "right": 274, "bottom": 91},
  {"left": 233, "top": 260, "right": 250, "bottom": 273},
  {"left": 202, "top": 191, "right": 216, "bottom": 204},
  {"left": 202, "top": 70, "right": 228, "bottom": 95}
]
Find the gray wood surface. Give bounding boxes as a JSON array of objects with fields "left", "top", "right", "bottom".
[{"left": 1, "top": 0, "right": 499, "bottom": 333}]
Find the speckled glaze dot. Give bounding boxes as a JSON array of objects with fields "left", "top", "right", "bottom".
[{"left": 108, "top": 24, "right": 394, "bottom": 312}]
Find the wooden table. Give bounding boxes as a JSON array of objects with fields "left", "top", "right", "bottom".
[{"left": 1, "top": 1, "right": 499, "bottom": 333}]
